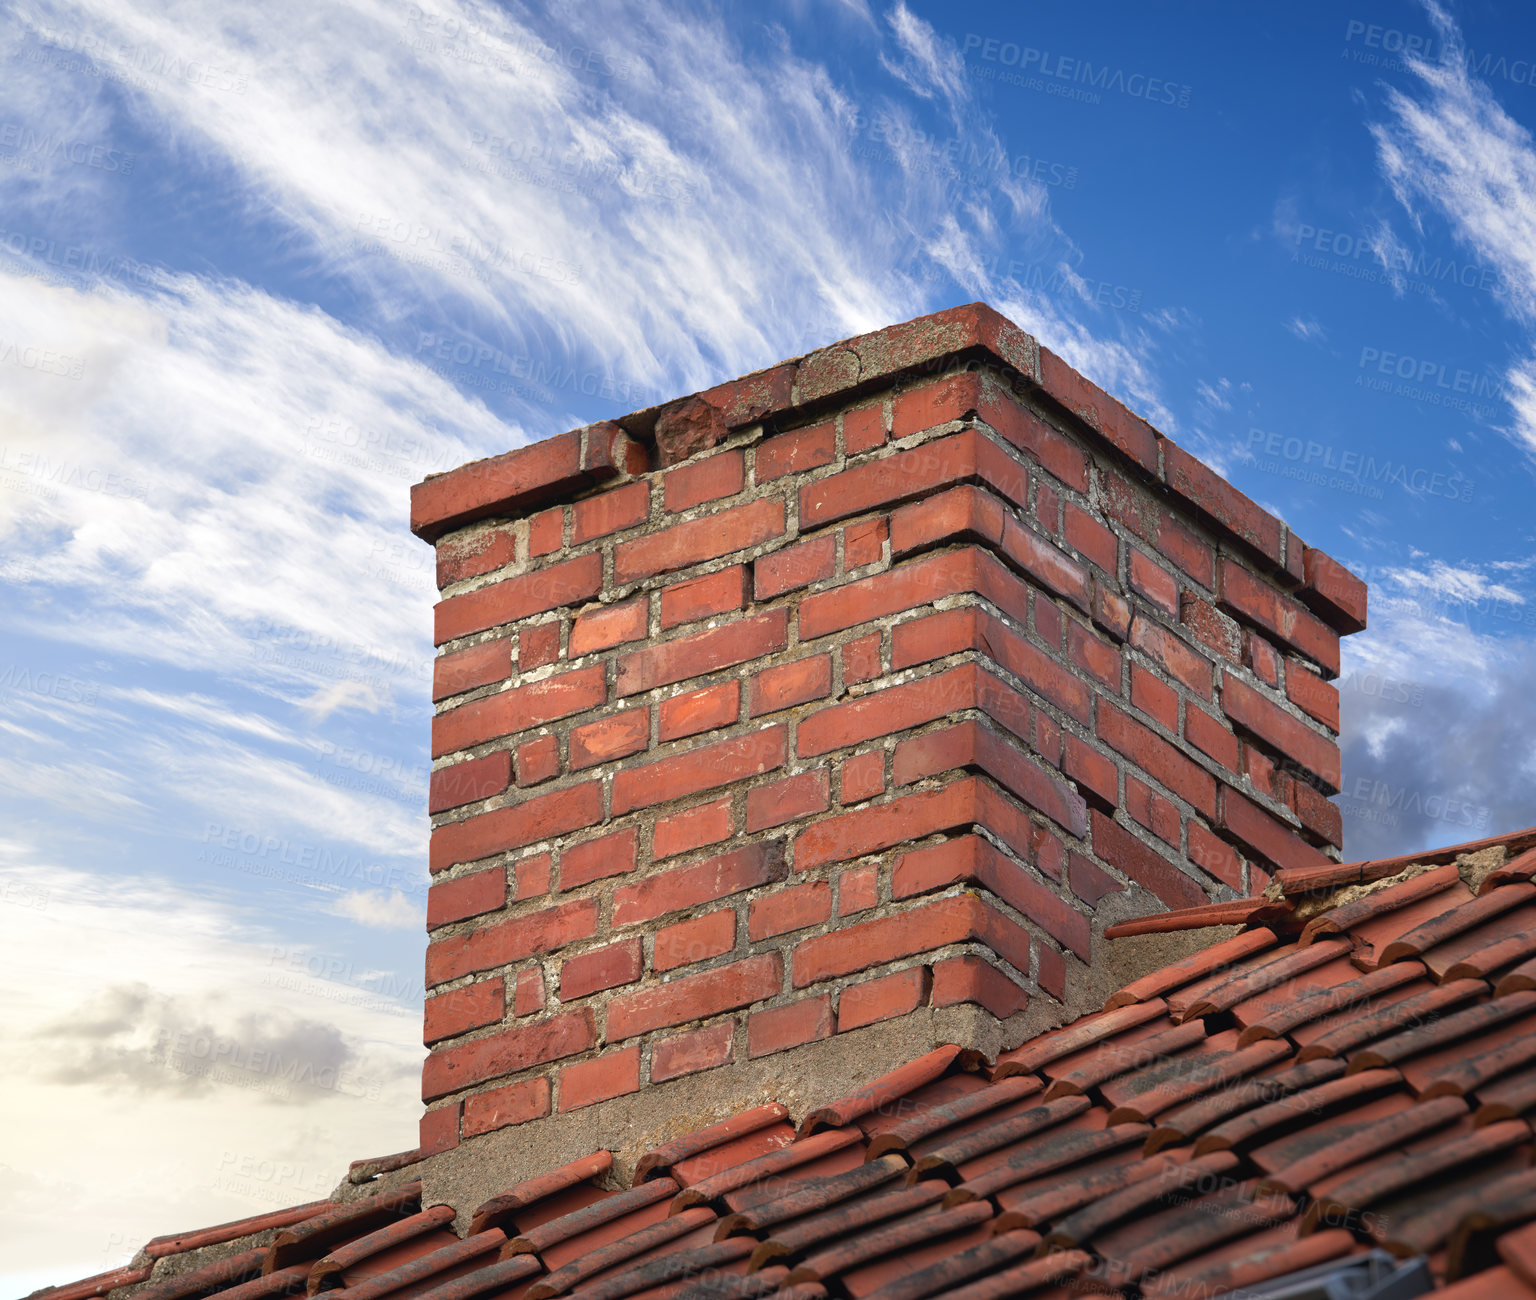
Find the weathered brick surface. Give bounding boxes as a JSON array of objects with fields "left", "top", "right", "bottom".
[{"left": 412, "top": 301, "right": 1365, "bottom": 1148}]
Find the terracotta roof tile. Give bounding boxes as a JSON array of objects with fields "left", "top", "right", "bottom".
[{"left": 53, "top": 827, "right": 1536, "bottom": 1300}]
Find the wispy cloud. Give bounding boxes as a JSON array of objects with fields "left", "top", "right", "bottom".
[{"left": 1368, "top": 0, "right": 1536, "bottom": 450}]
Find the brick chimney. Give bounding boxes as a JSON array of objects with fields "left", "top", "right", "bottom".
[{"left": 408, "top": 302, "right": 1366, "bottom": 1192}]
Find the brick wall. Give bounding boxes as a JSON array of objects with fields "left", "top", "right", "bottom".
[{"left": 409, "top": 303, "right": 1367, "bottom": 1159}]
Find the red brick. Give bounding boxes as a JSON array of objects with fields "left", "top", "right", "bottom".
[
  {"left": 651, "top": 1022, "right": 734, "bottom": 1082},
  {"left": 1180, "top": 594, "right": 1242, "bottom": 664},
  {"left": 1163, "top": 441, "right": 1283, "bottom": 565},
  {"left": 569, "top": 597, "right": 648, "bottom": 657},
  {"left": 1218, "top": 559, "right": 1340, "bottom": 675},
  {"left": 430, "top": 781, "right": 604, "bottom": 873},
  {"left": 838, "top": 967, "right": 927, "bottom": 1031},
  {"left": 749, "top": 995, "right": 832, "bottom": 1057},
  {"left": 757, "top": 423, "right": 833, "bottom": 482},
  {"left": 841, "top": 634, "right": 882, "bottom": 684},
  {"left": 1034, "top": 710, "right": 1063, "bottom": 768},
  {"left": 888, "top": 482, "right": 1008, "bottom": 559},
  {"left": 614, "top": 840, "right": 786, "bottom": 927},
  {"left": 1184, "top": 706, "right": 1240, "bottom": 773},
  {"left": 437, "top": 528, "right": 515, "bottom": 588},
  {"left": 1039, "top": 348, "right": 1159, "bottom": 476},
  {"left": 426, "top": 896, "right": 599, "bottom": 985},
  {"left": 750, "top": 654, "right": 832, "bottom": 717},
  {"left": 411, "top": 429, "right": 582, "bottom": 541},
  {"left": 843, "top": 519, "right": 887, "bottom": 568},
  {"left": 1129, "top": 615, "right": 1213, "bottom": 699},
  {"left": 1035, "top": 479, "right": 1060, "bottom": 535},
  {"left": 607, "top": 954, "right": 782, "bottom": 1040},
  {"left": 1243, "top": 745, "right": 1287, "bottom": 803},
  {"left": 419, "top": 1103, "right": 460, "bottom": 1156},
  {"left": 528, "top": 508, "right": 563, "bottom": 558},
  {"left": 893, "top": 712, "right": 1088, "bottom": 837},
  {"left": 434, "top": 638, "right": 512, "bottom": 702},
  {"left": 1090, "top": 810, "right": 1205, "bottom": 911},
  {"left": 1188, "top": 821, "right": 1244, "bottom": 891},
  {"left": 889, "top": 605, "right": 1088, "bottom": 726},
  {"left": 572, "top": 481, "right": 649, "bottom": 544},
  {"left": 1002, "top": 517, "right": 1092, "bottom": 614},
  {"left": 561, "top": 826, "right": 638, "bottom": 889},
  {"left": 1130, "top": 665, "right": 1177, "bottom": 733},
  {"left": 794, "top": 893, "right": 1030, "bottom": 986},
  {"left": 843, "top": 403, "right": 885, "bottom": 454},
  {"left": 892, "top": 370, "right": 978, "bottom": 440},
  {"left": 799, "top": 550, "right": 966, "bottom": 640},
  {"left": 614, "top": 499, "right": 785, "bottom": 584},
  {"left": 1222, "top": 676, "right": 1340, "bottom": 790},
  {"left": 436, "top": 553, "right": 603, "bottom": 645},
  {"left": 892, "top": 833, "right": 1090, "bottom": 958},
  {"left": 652, "top": 796, "right": 733, "bottom": 859},
  {"left": 1063, "top": 734, "right": 1117, "bottom": 809},
  {"left": 836, "top": 866, "right": 877, "bottom": 915},
  {"left": 655, "top": 910, "right": 736, "bottom": 973},
  {"left": 1066, "top": 619, "right": 1120, "bottom": 690},
  {"left": 1128, "top": 549, "right": 1179, "bottom": 619},
  {"left": 422, "top": 1008, "right": 594, "bottom": 1100},
  {"left": 1035, "top": 592, "right": 1063, "bottom": 649},
  {"left": 802, "top": 430, "right": 1025, "bottom": 529},
  {"left": 754, "top": 535, "right": 835, "bottom": 599},
  {"left": 840, "top": 750, "right": 885, "bottom": 803},
  {"left": 1039, "top": 823, "right": 1070, "bottom": 880},
  {"left": 746, "top": 769, "right": 830, "bottom": 832},
  {"left": 931, "top": 956, "right": 1027, "bottom": 1019},
  {"left": 560, "top": 1047, "right": 640, "bottom": 1111},
  {"left": 569, "top": 707, "right": 649, "bottom": 770},
  {"left": 1038, "top": 944, "right": 1066, "bottom": 1000},
  {"left": 666, "top": 450, "right": 744, "bottom": 512},
  {"left": 749, "top": 882, "right": 832, "bottom": 940},
  {"left": 798, "top": 664, "right": 973, "bottom": 757},
  {"left": 513, "top": 853, "right": 551, "bottom": 901},
  {"left": 515, "top": 735, "right": 559, "bottom": 787},
  {"left": 976, "top": 381, "right": 1089, "bottom": 493},
  {"left": 1244, "top": 632, "right": 1281, "bottom": 688},
  {"left": 797, "top": 776, "right": 974, "bottom": 871},
  {"left": 514, "top": 967, "right": 544, "bottom": 1016},
  {"left": 433, "top": 664, "right": 607, "bottom": 758},
  {"left": 462, "top": 1077, "right": 549, "bottom": 1136},
  {"left": 1286, "top": 661, "right": 1340, "bottom": 731},
  {"left": 618, "top": 609, "right": 789, "bottom": 697},
  {"left": 1096, "top": 698, "right": 1216, "bottom": 818},
  {"left": 1063, "top": 503, "right": 1117, "bottom": 573},
  {"left": 1126, "top": 776, "right": 1179, "bottom": 847},
  {"left": 561, "top": 939, "right": 643, "bottom": 999},
  {"left": 1302, "top": 546, "right": 1368, "bottom": 633},
  {"left": 1291, "top": 777, "right": 1344, "bottom": 849},
  {"left": 1069, "top": 852, "right": 1121, "bottom": 905},
  {"left": 431, "top": 751, "right": 512, "bottom": 812},
  {"left": 519, "top": 621, "right": 561, "bottom": 672},
  {"left": 659, "top": 566, "right": 747, "bottom": 629},
  {"left": 611, "top": 725, "right": 786, "bottom": 815},
  {"left": 427, "top": 868, "right": 506, "bottom": 929},
  {"left": 1218, "top": 787, "right": 1330, "bottom": 873},
  {"left": 1093, "top": 579, "right": 1131, "bottom": 642},
  {"left": 424, "top": 977, "right": 504, "bottom": 1045},
  {"left": 1155, "top": 512, "right": 1216, "bottom": 589},
  {"left": 658, "top": 681, "right": 740, "bottom": 743}
]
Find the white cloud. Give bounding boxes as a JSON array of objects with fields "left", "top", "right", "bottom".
[
  {"left": 1285, "top": 316, "right": 1326, "bottom": 342},
  {"left": 329, "top": 889, "right": 425, "bottom": 930}
]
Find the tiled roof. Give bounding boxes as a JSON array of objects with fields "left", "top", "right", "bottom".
[{"left": 41, "top": 826, "right": 1536, "bottom": 1300}]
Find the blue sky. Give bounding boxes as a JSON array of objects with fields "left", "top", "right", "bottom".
[{"left": 4, "top": 0, "right": 1536, "bottom": 1284}]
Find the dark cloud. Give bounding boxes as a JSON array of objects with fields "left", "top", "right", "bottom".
[
  {"left": 33, "top": 983, "right": 377, "bottom": 1104},
  {"left": 1336, "top": 650, "right": 1536, "bottom": 860}
]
